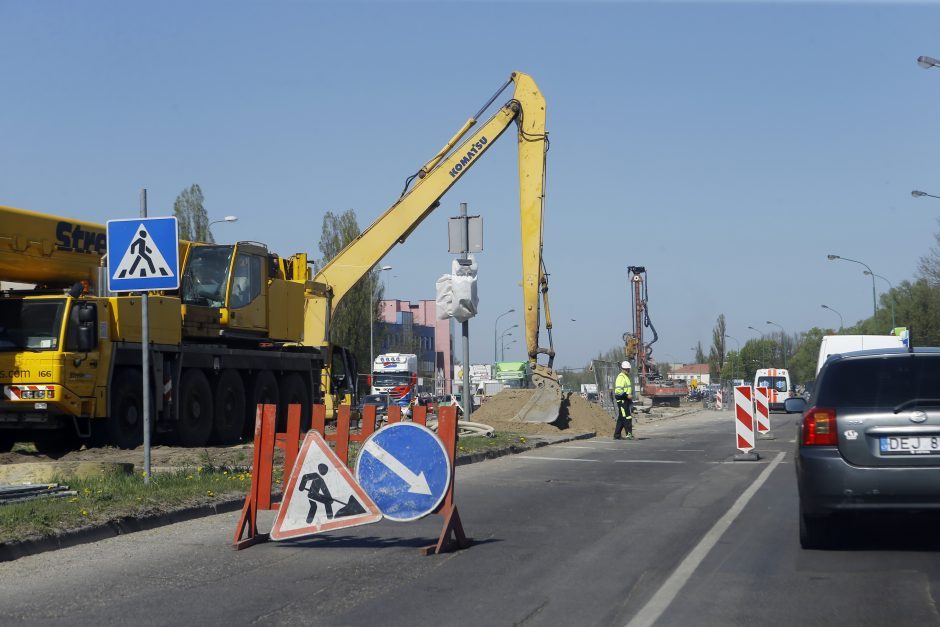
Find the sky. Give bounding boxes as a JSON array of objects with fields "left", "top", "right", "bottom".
[{"left": 3, "top": 1, "right": 940, "bottom": 371}]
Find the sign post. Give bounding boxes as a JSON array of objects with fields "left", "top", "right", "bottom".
[{"left": 107, "top": 209, "right": 179, "bottom": 483}]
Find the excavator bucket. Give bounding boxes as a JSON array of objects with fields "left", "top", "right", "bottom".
[{"left": 512, "top": 366, "right": 562, "bottom": 424}]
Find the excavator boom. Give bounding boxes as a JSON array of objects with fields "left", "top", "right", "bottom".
[{"left": 303, "top": 72, "right": 560, "bottom": 422}]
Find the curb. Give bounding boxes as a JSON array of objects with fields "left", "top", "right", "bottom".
[{"left": 0, "top": 431, "right": 597, "bottom": 563}]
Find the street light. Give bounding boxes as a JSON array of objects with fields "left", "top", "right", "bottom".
[
  {"left": 766, "top": 321, "right": 788, "bottom": 370},
  {"left": 370, "top": 265, "right": 393, "bottom": 371},
  {"left": 821, "top": 304, "right": 844, "bottom": 331},
  {"left": 747, "top": 326, "right": 765, "bottom": 368},
  {"left": 917, "top": 55, "right": 940, "bottom": 69},
  {"left": 494, "top": 309, "right": 515, "bottom": 362},
  {"left": 208, "top": 215, "right": 238, "bottom": 240},
  {"left": 827, "top": 254, "right": 877, "bottom": 318},
  {"left": 499, "top": 325, "right": 517, "bottom": 361},
  {"left": 724, "top": 334, "right": 740, "bottom": 381},
  {"left": 503, "top": 338, "right": 518, "bottom": 360},
  {"left": 863, "top": 270, "right": 896, "bottom": 329},
  {"left": 912, "top": 190, "right": 940, "bottom": 200}
]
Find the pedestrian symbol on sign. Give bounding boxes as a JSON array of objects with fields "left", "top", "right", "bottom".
[{"left": 113, "top": 225, "right": 173, "bottom": 279}]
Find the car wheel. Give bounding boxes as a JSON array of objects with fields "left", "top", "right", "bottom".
[
  {"left": 211, "top": 369, "right": 246, "bottom": 444},
  {"left": 176, "top": 369, "right": 214, "bottom": 447},
  {"left": 799, "top": 510, "right": 832, "bottom": 550}
]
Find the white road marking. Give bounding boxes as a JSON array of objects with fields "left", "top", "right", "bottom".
[
  {"left": 625, "top": 451, "right": 786, "bottom": 627},
  {"left": 558, "top": 446, "right": 598, "bottom": 449},
  {"left": 676, "top": 449, "right": 705, "bottom": 452},
  {"left": 614, "top": 460, "right": 684, "bottom": 464},
  {"left": 518, "top": 456, "right": 600, "bottom": 463}
]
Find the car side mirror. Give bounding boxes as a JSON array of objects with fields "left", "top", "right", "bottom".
[{"left": 784, "top": 397, "right": 807, "bottom": 414}]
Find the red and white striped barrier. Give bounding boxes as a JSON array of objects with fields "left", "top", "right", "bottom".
[
  {"left": 715, "top": 390, "right": 723, "bottom": 411},
  {"left": 734, "top": 385, "right": 755, "bottom": 454},
  {"left": 754, "top": 386, "right": 771, "bottom": 434}
]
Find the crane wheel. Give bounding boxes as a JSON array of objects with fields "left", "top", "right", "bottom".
[
  {"left": 211, "top": 369, "right": 246, "bottom": 445},
  {"left": 108, "top": 368, "right": 152, "bottom": 449},
  {"left": 245, "top": 370, "right": 279, "bottom": 439},
  {"left": 176, "top": 369, "right": 214, "bottom": 447},
  {"left": 278, "top": 373, "right": 311, "bottom": 432}
]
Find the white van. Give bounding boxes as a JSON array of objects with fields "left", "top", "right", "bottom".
[
  {"left": 754, "top": 368, "right": 791, "bottom": 411},
  {"left": 815, "top": 334, "right": 905, "bottom": 375}
]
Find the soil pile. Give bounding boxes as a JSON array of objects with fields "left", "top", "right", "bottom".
[{"left": 468, "top": 389, "right": 614, "bottom": 436}]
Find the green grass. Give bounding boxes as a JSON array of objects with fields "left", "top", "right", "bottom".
[
  {"left": 0, "top": 466, "right": 256, "bottom": 544},
  {"left": 457, "top": 432, "right": 530, "bottom": 455}
]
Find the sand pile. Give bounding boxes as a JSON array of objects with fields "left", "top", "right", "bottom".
[{"left": 467, "top": 389, "right": 615, "bottom": 436}]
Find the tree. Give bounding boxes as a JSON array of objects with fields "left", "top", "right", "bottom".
[
  {"left": 707, "top": 314, "right": 727, "bottom": 379},
  {"left": 918, "top": 219, "right": 940, "bottom": 288},
  {"left": 173, "top": 184, "right": 213, "bottom": 243},
  {"left": 317, "top": 209, "right": 384, "bottom": 377},
  {"left": 789, "top": 327, "right": 828, "bottom": 384},
  {"left": 694, "top": 341, "right": 706, "bottom": 364}
]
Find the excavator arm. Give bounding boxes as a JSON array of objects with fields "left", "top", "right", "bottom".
[{"left": 304, "top": 71, "right": 559, "bottom": 421}]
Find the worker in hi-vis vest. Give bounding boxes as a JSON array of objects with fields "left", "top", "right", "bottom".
[{"left": 614, "top": 361, "right": 634, "bottom": 440}]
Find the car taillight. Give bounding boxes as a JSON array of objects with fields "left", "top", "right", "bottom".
[{"left": 802, "top": 407, "right": 838, "bottom": 446}]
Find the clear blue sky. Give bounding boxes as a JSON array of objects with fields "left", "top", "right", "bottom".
[{"left": 3, "top": 1, "right": 940, "bottom": 370}]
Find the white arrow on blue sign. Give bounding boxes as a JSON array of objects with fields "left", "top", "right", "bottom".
[
  {"left": 355, "top": 422, "right": 451, "bottom": 522},
  {"left": 106, "top": 217, "right": 180, "bottom": 293}
]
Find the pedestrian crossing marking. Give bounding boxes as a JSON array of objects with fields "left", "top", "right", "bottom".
[{"left": 111, "top": 224, "right": 173, "bottom": 280}]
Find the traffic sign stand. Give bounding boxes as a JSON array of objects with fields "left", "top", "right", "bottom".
[
  {"left": 754, "top": 386, "right": 776, "bottom": 441},
  {"left": 420, "top": 406, "right": 471, "bottom": 555},
  {"left": 733, "top": 385, "right": 760, "bottom": 462}
]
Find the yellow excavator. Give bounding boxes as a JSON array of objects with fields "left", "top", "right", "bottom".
[{"left": 303, "top": 71, "right": 560, "bottom": 422}]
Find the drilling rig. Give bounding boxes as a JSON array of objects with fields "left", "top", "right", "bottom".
[{"left": 622, "top": 266, "right": 686, "bottom": 407}]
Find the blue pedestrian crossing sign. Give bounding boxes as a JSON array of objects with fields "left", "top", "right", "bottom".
[
  {"left": 355, "top": 422, "right": 451, "bottom": 522},
  {"left": 106, "top": 217, "right": 180, "bottom": 292}
]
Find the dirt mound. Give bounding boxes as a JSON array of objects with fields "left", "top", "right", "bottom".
[
  {"left": 468, "top": 389, "right": 614, "bottom": 436},
  {"left": 0, "top": 443, "right": 258, "bottom": 470}
]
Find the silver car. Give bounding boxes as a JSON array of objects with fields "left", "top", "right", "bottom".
[{"left": 787, "top": 348, "right": 940, "bottom": 549}]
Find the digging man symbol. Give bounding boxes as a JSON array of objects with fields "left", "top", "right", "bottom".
[{"left": 299, "top": 463, "right": 335, "bottom": 523}]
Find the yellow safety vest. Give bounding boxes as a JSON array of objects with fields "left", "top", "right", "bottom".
[{"left": 615, "top": 372, "right": 632, "bottom": 397}]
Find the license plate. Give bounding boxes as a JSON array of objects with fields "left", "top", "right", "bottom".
[{"left": 880, "top": 436, "right": 940, "bottom": 455}]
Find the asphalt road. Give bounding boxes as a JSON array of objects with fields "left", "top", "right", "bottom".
[{"left": 1, "top": 409, "right": 939, "bottom": 626}]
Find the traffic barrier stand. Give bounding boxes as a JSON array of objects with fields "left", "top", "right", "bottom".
[
  {"left": 234, "top": 401, "right": 469, "bottom": 553},
  {"left": 754, "top": 386, "right": 775, "bottom": 440},
  {"left": 715, "top": 390, "right": 723, "bottom": 411},
  {"left": 233, "top": 403, "right": 303, "bottom": 549},
  {"left": 419, "top": 405, "right": 471, "bottom": 555},
  {"left": 733, "top": 386, "right": 760, "bottom": 461}
]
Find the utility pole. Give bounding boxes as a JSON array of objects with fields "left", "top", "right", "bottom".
[
  {"left": 140, "top": 189, "right": 151, "bottom": 484},
  {"left": 459, "top": 203, "right": 472, "bottom": 419}
]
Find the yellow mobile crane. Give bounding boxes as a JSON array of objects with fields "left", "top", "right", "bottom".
[
  {"left": 0, "top": 205, "right": 334, "bottom": 450},
  {"left": 303, "top": 71, "right": 560, "bottom": 422}
]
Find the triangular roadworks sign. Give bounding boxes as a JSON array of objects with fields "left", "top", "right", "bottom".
[
  {"left": 112, "top": 223, "right": 174, "bottom": 280},
  {"left": 271, "top": 431, "right": 382, "bottom": 541}
]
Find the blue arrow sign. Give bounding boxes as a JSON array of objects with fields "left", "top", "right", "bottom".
[
  {"left": 106, "top": 217, "right": 180, "bottom": 292},
  {"left": 355, "top": 422, "right": 451, "bottom": 522}
]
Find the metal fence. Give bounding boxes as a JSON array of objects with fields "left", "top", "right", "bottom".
[{"left": 592, "top": 360, "right": 620, "bottom": 418}]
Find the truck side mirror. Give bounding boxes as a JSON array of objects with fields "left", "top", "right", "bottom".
[{"left": 76, "top": 303, "right": 97, "bottom": 352}]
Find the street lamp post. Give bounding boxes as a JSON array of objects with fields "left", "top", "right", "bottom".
[
  {"left": 724, "top": 334, "right": 740, "bottom": 382},
  {"left": 766, "top": 321, "right": 788, "bottom": 370},
  {"left": 747, "top": 326, "right": 765, "bottom": 368},
  {"left": 494, "top": 309, "right": 515, "bottom": 363},
  {"left": 370, "top": 265, "right": 393, "bottom": 373},
  {"left": 503, "top": 339, "right": 518, "bottom": 360},
  {"left": 499, "top": 325, "right": 517, "bottom": 360},
  {"left": 821, "top": 304, "right": 844, "bottom": 331},
  {"left": 912, "top": 190, "right": 940, "bottom": 200},
  {"left": 208, "top": 215, "right": 238, "bottom": 241},
  {"left": 864, "top": 271, "right": 896, "bottom": 329},
  {"left": 827, "top": 254, "right": 877, "bottom": 318}
]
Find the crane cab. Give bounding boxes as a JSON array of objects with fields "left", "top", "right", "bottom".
[{"left": 181, "top": 242, "right": 304, "bottom": 343}]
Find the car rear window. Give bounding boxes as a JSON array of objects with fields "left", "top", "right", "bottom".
[{"left": 817, "top": 354, "right": 940, "bottom": 407}]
